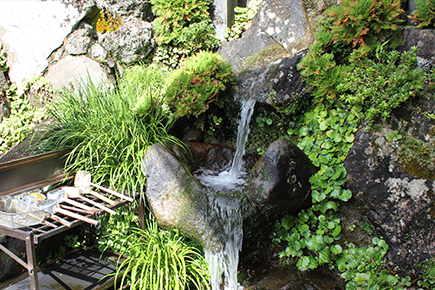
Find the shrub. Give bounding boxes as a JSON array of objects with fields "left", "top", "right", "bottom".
[
  {"left": 164, "top": 51, "right": 234, "bottom": 117},
  {"left": 410, "top": 0, "right": 435, "bottom": 27},
  {"left": 327, "top": 0, "right": 405, "bottom": 54},
  {"left": 338, "top": 47, "right": 425, "bottom": 119},
  {"left": 151, "top": 0, "right": 220, "bottom": 68},
  {"left": 298, "top": 0, "right": 406, "bottom": 104},
  {"left": 114, "top": 216, "right": 210, "bottom": 290}
]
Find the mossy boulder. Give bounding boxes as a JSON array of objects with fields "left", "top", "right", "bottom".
[{"left": 343, "top": 96, "right": 435, "bottom": 277}]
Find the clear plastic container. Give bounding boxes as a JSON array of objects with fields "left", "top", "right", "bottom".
[{"left": 0, "top": 196, "right": 45, "bottom": 228}]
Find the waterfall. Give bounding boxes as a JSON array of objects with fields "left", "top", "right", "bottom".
[
  {"left": 196, "top": 99, "right": 255, "bottom": 290},
  {"left": 203, "top": 193, "right": 243, "bottom": 290},
  {"left": 229, "top": 98, "right": 256, "bottom": 179},
  {"left": 194, "top": 63, "right": 275, "bottom": 290}
]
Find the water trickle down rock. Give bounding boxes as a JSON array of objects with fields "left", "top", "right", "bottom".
[{"left": 143, "top": 142, "right": 247, "bottom": 289}]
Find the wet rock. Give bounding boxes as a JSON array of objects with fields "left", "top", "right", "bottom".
[
  {"left": 242, "top": 138, "right": 316, "bottom": 261},
  {"left": 98, "top": 15, "right": 153, "bottom": 64},
  {"left": 343, "top": 97, "right": 435, "bottom": 277},
  {"left": 142, "top": 139, "right": 312, "bottom": 259},
  {"left": 219, "top": 0, "right": 313, "bottom": 71},
  {"left": 182, "top": 130, "right": 204, "bottom": 143},
  {"left": 248, "top": 138, "right": 315, "bottom": 208},
  {"left": 45, "top": 55, "right": 112, "bottom": 90},
  {"left": 271, "top": 49, "right": 310, "bottom": 110},
  {"left": 241, "top": 264, "right": 345, "bottom": 290},
  {"left": 142, "top": 142, "right": 244, "bottom": 252}
]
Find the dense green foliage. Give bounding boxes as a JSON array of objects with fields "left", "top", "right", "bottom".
[
  {"left": 0, "top": 43, "right": 7, "bottom": 72},
  {"left": 114, "top": 215, "right": 210, "bottom": 290},
  {"left": 165, "top": 51, "right": 234, "bottom": 117},
  {"left": 338, "top": 47, "right": 424, "bottom": 119},
  {"left": 124, "top": 64, "right": 170, "bottom": 117},
  {"left": 0, "top": 78, "right": 49, "bottom": 155},
  {"left": 151, "top": 0, "right": 220, "bottom": 68},
  {"left": 39, "top": 76, "right": 178, "bottom": 195},
  {"left": 410, "top": 0, "right": 435, "bottom": 27},
  {"left": 298, "top": 0, "right": 409, "bottom": 108},
  {"left": 224, "top": 0, "right": 262, "bottom": 41},
  {"left": 418, "top": 257, "right": 435, "bottom": 288}
]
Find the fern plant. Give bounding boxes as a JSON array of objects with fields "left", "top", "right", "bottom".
[
  {"left": 164, "top": 51, "right": 234, "bottom": 117},
  {"left": 328, "top": 0, "right": 404, "bottom": 54},
  {"left": 410, "top": 0, "right": 435, "bottom": 27}
]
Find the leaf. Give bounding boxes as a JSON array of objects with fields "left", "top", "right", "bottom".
[
  {"left": 332, "top": 224, "right": 342, "bottom": 237},
  {"left": 320, "top": 201, "right": 338, "bottom": 214},
  {"left": 318, "top": 246, "right": 331, "bottom": 264},
  {"left": 339, "top": 189, "right": 352, "bottom": 202},
  {"left": 345, "top": 133, "right": 355, "bottom": 143},
  {"left": 298, "top": 223, "right": 310, "bottom": 232},
  {"left": 331, "top": 244, "right": 343, "bottom": 255}
]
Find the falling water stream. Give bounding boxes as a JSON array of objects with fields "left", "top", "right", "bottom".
[
  {"left": 193, "top": 65, "right": 273, "bottom": 289},
  {"left": 194, "top": 98, "right": 255, "bottom": 290}
]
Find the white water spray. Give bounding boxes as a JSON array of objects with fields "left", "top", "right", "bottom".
[{"left": 194, "top": 64, "right": 274, "bottom": 290}]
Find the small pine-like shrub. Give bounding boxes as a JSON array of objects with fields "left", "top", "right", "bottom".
[
  {"left": 164, "top": 51, "right": 234, "bottom": 117},
  {"left": 328, "top": 0, "right": 404, "bottom": 54},
  {"left": 410, "top": 0, "right": 435, "bottom": 27},
  {"left": 151, "top": 0, "right": 220, "bottom": 68}
]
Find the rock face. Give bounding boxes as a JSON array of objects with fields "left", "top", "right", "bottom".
[
  {"left": 344, "top": 97, "right": 435, "bottom": 277},
  {"left": 0, "top": 0, "right": 154, "bottom": 86},
  {"left": 45, "top": 55, "right": 112, "bottom": 90},
  {"left": 271, "top": 49, "right": 309, "bottom": 108},
  {"left": 219, "top": 0, "right": 313, "bottom": 71},
  {"left": 0, "top": 1, "right": 91, "bottom": 83},
  {"left": 97, "top": 15, "right": 154, "bottom": 64}
]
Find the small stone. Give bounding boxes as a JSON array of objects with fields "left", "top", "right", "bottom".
[{"left": 90, "top": 43, "right": 108, "bottom": 61}]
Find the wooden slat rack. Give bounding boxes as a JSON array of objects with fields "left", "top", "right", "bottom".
[{"left": 0, "top": 150, "right": 138, "bottom": 290}]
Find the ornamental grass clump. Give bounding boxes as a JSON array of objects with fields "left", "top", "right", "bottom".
[
  {"left": 114, "top": 216, "right": 210, "bottom": 290},
  {"left": 164, "top": 51, "right": 234, "bottom": 117},
  {"left": 40, "top": 70, "right": 179, "bottom": 195}
]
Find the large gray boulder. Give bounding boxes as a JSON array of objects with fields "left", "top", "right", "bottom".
[
  {"left": 0, "top": 1, "right": 93, "bottom": 83},
  {"left": 344, "top": 97, "right": 435, "bottom": 277},
  {"left": 45, "top": 55, "right": 112, "bottom": 90},
  {"left": 219, "top": 0, "right": 313, "bottom": 71},
  {"left": 142, "top": 142, "right": 243, "bottom": 253},
  {"left": 243, "top": 138, "right": 316, "bottom": 260}
]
